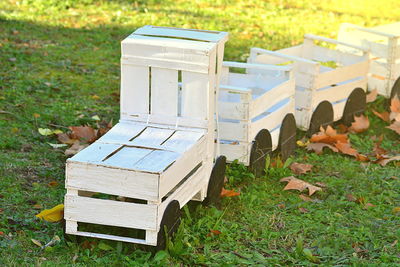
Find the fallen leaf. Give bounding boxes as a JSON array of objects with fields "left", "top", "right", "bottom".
[
  {"left": 0, "top": 231, "right": 4, "bottom": 236},
  {"left": 57, "top": 133, "right": 77, "bottom": 145},
  {"left": 47, "top": 143, "right": 68, "bottom": 149},
  {"left": 387, "top": 121, "right": 400, "bottom": 135},
  {"left": 65, "top": 141, "right": 89, "bottom": 156},
  {"left": 280, "top": 176, "right": 322, "bottom": 196},
  {"left": 81, "top": 240, "right": 97, "bottom": 250},
  {"left": 315, "top": 182, "right": 326, "bottom": 188},
  {"left": 348, "top": 115, "right": 369, "bottom": 133},
  {"left": 306, "top": 143, "right": 338, "bottom": 154},
  {"left": 33, "top": 204, "right": 43, "bottom": 209},
  {"left": 91, "top": 95, "right": 100, "bottom": 100},
  {"left": 91, "top": 115, "right": 100, "bottom": 121},
  {"left": 373, "top": 141, "right": 387, "bottom": 157},
  {"left": 334, "top": 142, "right": 358, "bottom": 157},
  {"left": 31, "top": 239, "right": 43, "bottom": 247},
  {"left": 364, "top": 203, "right": 375, "bottom": 208},
  {"left": 220, "top": 188, "right": 240, "bottom": 198},
  {"left": 277, "top": 203, "right": 285, "bottom": 209},
  {"left": 296, "top": 140, "right": 309, "bottom": 147},
  {"left": 346, "top": 194, "right": 357, "bottom": 202},
  {"left": 376, "top": 155, "right": 400, "bottom": 166},
  {"left": 208, "top": 229, "right": 222, "bottom": 236},
  {"left": 299, "top": 194, "right": 313, "bottom": 202},
  {"left": 11, "top": 127, "right": 19, "bottom": 134},
  {"left": 33, "top": 113, "right": 40, "bottom": 118},
  {"left": 69, "top": 126, "right": 97, "bottom": 143},
  {"left": 290, "top": 163, "right": 313, "bottom": 175},
  {"left": 298, "top": 207, "right": 309, "bottom": 213},
  {"left": 356, "top": 154, "right": 369, "bottom": 162},
  {"left": 38, "top": 128, "right": 63, "bottom": 136},
  {"left": 392, "top": 207, "right": 400, "bottom": 214},
  {"left": 366, "top": 89, "right": 378, "bottom": 103},
  {"left": 310, "top": 126, "right": 348, "bottom": 144},
  {"left": 35, "top": 204, "right": 64, "bottom": 223},
  {"left": 48, "top": 181, "right": 58, "bottom": 187},
  {"left": 390, "top": 95, "right": 400, "bottom": 114},
  {"left": 372, "top": 110, "right": 390, "bottom": 122}
]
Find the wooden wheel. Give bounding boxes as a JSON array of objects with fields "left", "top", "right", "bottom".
[
  {"left": 342, "top": 88, "right": 366, "bottom": 126},
  {"left": 249, "top": 129, "right": 272, "bottom": 177},
  {"left": 278, "top": 114, "right": 297, "bottom": 161},
  {"left": 308, "top": 101, "right": 334, "bottom": 136},
  {"left": 390, "top": 76, "right": 400, "bottom": 102},
  {"left": 203, "top": 156, "right": 226, "bottom": 206},
  {"left": 155, "top": 200, "right": 181, "bottom": 251}
]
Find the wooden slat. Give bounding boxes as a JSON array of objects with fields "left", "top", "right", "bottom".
[
  {"left": 270, "top": 127, "right": 280, "bottom": 151},
  {"left": 66, "top": 162, "right": 159, "bottom": 201},
  {"left": 219, "top": 142, "right": 250, "bottom": 165},
  {"left": 102, "top": 146, "right": 153, "bottom": 169},
  {"left": 248, "top": 45, "right": 304, "bottom": 66},
  {"left": 120, "top": 113, "right": 208, "bottom": 129},
  {"left": 70, "top": 231, "right": 150, "bottom": 245},
  {"left": 368, "top": 76, "right": 389, "bottom": 97},
  {"left": 332, "top": 101, "right": 347, "bottom": 122},
  {"left": 158, "top": 166, "right": 206, "bottom": 228},
  {"left": 120, "top": 64, "right": 149, "bottom": 116},
  {"left": 130, "top": 127, "right": 174, "bottom": 147},
  {"left": 132, "top": 150, "right": 181, "bottom": 173},
  {"left": 295, "top": 108, "right": 312, "bottom": 131},
  {"left": 250, "top": 79, "right": 295, "bottom": 119},
  {"left": 159, "top": 137, "right": 206, "bottom": 198},
  {"left": 162, "top": 130, "right": 204, "bottom": 153},
  {"left": 68, "top": 143, "right": 122, "bottom": 164},
  {"left": 218, "top": 101, "right": 249, "bottom": 120},
  {"left": 219, "top": 121, "right": 248, "bottom": 142},
  {"left": 312, "top": 77, "right": 367, "bottom": 108},
  {"left": 64, "top": 195, "right": 158, "bottom": 230},
  {"left": 150, "top": 67, "right": 178, "bottom": 116},
  {"left": 181, "top": 71, "right": 210, "bottom": 119},
  {"left": 309, "top": 45, "right": 366, "bottom": 66},
  {"left": 314, "top": 60, "right": 369, "bottom": 89},
  {"left": 97, "top": 122, "right": 146, "bottom": 143}
]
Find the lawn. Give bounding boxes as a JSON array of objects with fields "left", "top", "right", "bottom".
[{"left": 0, "top": 0, "right": 399, "bottom": 265}]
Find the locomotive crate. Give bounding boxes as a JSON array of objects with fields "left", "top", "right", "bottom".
[
  {"left": 64, "top": 26, "right": 229, "bottom": 249},
  {"left": 248, "top": 34, "right": 370, "bottom": 134},
  {"left": 216, "top": 61, "right": 296, "bottom": 174},
  {"left": 338, "top": 22, "right": 400, "bottom": 99}
]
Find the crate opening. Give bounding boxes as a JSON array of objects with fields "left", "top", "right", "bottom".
[
  {"left": 77, "top": 190, "right": 147, "bottom": 205},
  {"left": 78, "top": 222, "right": 146, "bottom": 240}
]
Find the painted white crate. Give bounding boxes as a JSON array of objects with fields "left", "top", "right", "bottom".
[
  {"left": 248, "top": 34, "right": 369, "bottom": 131},
  {"left": 217, "top": 61, "right": 295, "bottom": 165},
  {"left": 64, "top": 26, "right": 228, "bottom": 247},
  {"left": 338, "top": 22, "right": 400, "bottom": 98}
]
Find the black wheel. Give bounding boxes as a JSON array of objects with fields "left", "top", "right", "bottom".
[
  {"left": 308, "top": 101, "right": 334, "bottom": 136},
  {"left": 278, "top": 113, "right": 297, "bottom": 161},
  {"left": 249, "top": 129, "right": 272, "bottom": 177},
  {"left": 155, "top": 200, "right": 181, "bottom": 251},
  {"left": 342, "top": 88, "right": 366, "bottom": 126},
  {"left": 390, "top": 76, "right": 400, "bottom": 102},
  {"left": 203, "top": 156, "right": 226, "bottom": 206}
]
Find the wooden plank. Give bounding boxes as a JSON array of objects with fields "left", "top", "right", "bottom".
[
  {"left": 312, "top": 77, "right": 367, "bottom": 108},
  {"left": 159, "top": 137, "right": 206, "bottom": 198},
  {"left": 120, "top": 113, "right": 208, "bottom": 129},
  {"left": 65, "top": 220, "right": 77, "bottom": 234},
  {"left": 370, "top": 60, "right": 390, "bottom": 78},
  {"left": 72, "top": 231, "right": 150, "bottom": 245},
  {"left": 248, "top": 45, "right": 304, "bottom": 66},
  {"left": 250, "top": 79, "right": 295, "bottom": 119},
  {"left": 97, "top": 122, "right": 146, "bottom": 143},
  {"left": 162, "top": 130, "right": 204, "bottom": 153},
  {"left": 132, "top": 150, "right": 181, "bottom": 173},
  {"left": 314, "top": 60, "right": 369, "bottom": 89},
  {"left": 102, "top": 146, "right": 153, "bottom": 169},
  {"left": 67, "top": 143, "right": 122, "bottom": 164},
  {"left": 130, "top": 127, "right": 174, "bottom": 147},
  {"left": 218, "top": 101, "right": 249, "bottom": 120},
  {"left": 158, "top": 166, "right": 206, "bottom": 228},
  {"left": 295, "top": 108, "right": 312, "bottom": 131},
  {"left": 368, "top": 76, "right": 389, "bottom": 97},
  {"left": 134, "top": 25, "right": 229, "bottom": 43},
  {"left": 66, "top": 162, "right": 159, "bottom": 201},
  {"left": 120, "top": 64, "right": 149, "bottom": 116},
  {"left": 218, "top": 121, "right": 248, "bottom": 142},
  {"left": 181, "top": 71, "right": 210, "bottom": 119},
  {"left": 219, "top": 142, "right": 250, "bottom": 165},
  {"left": 309, "top": 45, "right": 366, "bottom": 66},
  {"left": 270, "top": 127, "right": 280, "bottom": 151},
  {"left": 145, "top": 230, "right": 158, "bottom": 246},
  {"left": 64, "top": 195, "right": 158, "bottom": 230},
  {"left": 150, "top": 67, "right": 178, "bottom": 116}
]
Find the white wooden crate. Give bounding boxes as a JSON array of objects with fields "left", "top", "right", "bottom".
[
  {"left": 248, "top": 34, "right": 369, "bottom": 131},
  {"left": 64, "top": 26, "right": 228, "bottom": 247},
  {"left": 217, "top": 61, "right": 295, "bottom": 165},
  {"left": 338, "top": 22, "right": 400, "bottom": 98}
]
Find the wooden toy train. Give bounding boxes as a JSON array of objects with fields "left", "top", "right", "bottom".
[{"left": 63, "top": 23, "right": 400, "bottom": 250}]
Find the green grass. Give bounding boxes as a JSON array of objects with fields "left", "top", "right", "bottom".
[{"left": 1, "top": 0, "right": 400, "bottom": 265}]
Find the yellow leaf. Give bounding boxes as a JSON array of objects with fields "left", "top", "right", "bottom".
[
  {"left": 91, "top": 94, "right": 100, "bottom": 100},
  {"left": 38, "top": 128, "right": 63, "bottom": 136},
  {"left": 393, "top": 207, "right": 400, "bottom": 214},
  {"left": 296, "top": 140, "right": 309, "bottom": 147},
  {"left": 33, "top": 113, "right": 40, "bottom": 118},
  {"left": 35, "top": 204, "right": 64, "bottom": 223},
  {"left": 31, "top": 239, "right": 43, "bottom": 247}
]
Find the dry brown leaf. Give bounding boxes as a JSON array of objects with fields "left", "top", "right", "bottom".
[
  {"left": 310, "top": 125, "right": 348, "bottom": 144},
  {"left": 69, "top": 126, "right": 98, "bottom": 143},
  {"left": 65, "top": 141, "right": 89, "bottom": 156},
  {"left": 348, "top": 115, "right": 370, "bottom": 133},
  {"left": 57, "top": 133, "right": 77, "bottom": 145},
  {"left": 356, "top": 154, "right": 369, "bottom": 162},
  {"left": 366, "top": 89, "right": 378, "bottom": 103},
  {"left": 48, "top": 181, "right": 59, "bottom": 187},
  {"left": 299, "top": 194, "right": 313, "bottom": 202},
  {"left": 220, "top": 188, "right": 240, "bottom": 198},
  {"left": 277, "top": 203, "right": 286, "bottom": 209},
  {"left": 290, "top": 162, "right": 313, "bottom": 175},
  {"left": 346, "top": 194, "right": 357, "bottom": 202},
  {"left": 372, "top": 110, "right": 391, "bottom": 122},
  {"left": 373, "top": 142, "right": 387, "bottom": 157},
  {"left": 208, "top": 229, "right": 222, "bottom": 236},
  {"left": 364, "top": 203, "right": 376, "bottom": 209},
  {"left": 280, "top": 176, "right": 322, "bottom": 196},
  {"left": 390, "top": 95, "right": 400, "bottom": 114},
  {"left": 334, "top": 142, "right": 359, "bottom": 157},
  {"left": 306, "top": 143, "right": 339, "bottom": 154},
  {"left": 390, "top": 112, "right": 400, "bottom": 122},
  {"left": 376, "top": 155, "right": 400, "bottom": 166},
  {"left": 315, "top": 182, "right": 327, "bottom": 188},
  {"left": 387, "top": 121, "right": 400, "bottom": 135}
]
